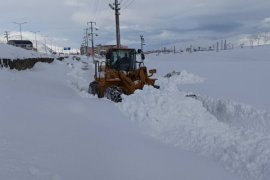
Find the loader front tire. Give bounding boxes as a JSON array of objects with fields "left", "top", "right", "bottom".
[
  {"left": 105, "top": 86, "right": 122, "bottom": 103},
  {"left": 88, "top": 81, "right": 99, "bottom": 96}
]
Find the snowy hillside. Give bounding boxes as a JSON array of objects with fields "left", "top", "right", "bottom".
[{"left": 1, "top": 45, "right": 270, "bottom": 180}]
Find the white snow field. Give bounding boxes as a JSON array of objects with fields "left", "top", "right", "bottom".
[
  {"left": 1, "top": 44, "right": 270, "bottom": 180},
  {"left": 146, "top": 46, "right": 270, "bottom": 111}
]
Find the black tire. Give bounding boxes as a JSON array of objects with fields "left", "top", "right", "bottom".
[
  {"left": 88, "top": 81, "right": 99, "bottom": 96},
  {"left": 9, "top": 60, "right": 16, "bottom": 70},
  {"left": 20, "top": 60, "right": 28, "bottom": 70},
  {"left": 105, "top": 86, "right": 122, "bottom": 103}
]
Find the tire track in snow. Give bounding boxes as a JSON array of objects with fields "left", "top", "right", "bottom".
[{"left": 117, "top": 72, "right": 270, "bottom": 180}]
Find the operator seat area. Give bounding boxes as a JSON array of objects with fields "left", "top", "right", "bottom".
[{"left": 108, "top": 49, "right": 136, "bottom": 71}]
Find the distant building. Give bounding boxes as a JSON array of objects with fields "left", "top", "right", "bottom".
[
  {"left": 7, "top": 40, "right": 33, "bottom": 50},
  {"left": 80, "top": 44, "right": 128, "bottom": 56}
]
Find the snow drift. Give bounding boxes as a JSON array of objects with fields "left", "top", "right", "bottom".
[{"left": 118, "top": 72, "right": 270, "bottom": 180}]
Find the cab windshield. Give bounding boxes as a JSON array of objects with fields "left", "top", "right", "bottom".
[{"left": 109, "top": 49, "right": 136, "bottom": 71}]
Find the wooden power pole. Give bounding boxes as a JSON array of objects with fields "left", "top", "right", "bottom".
[
  {"left": 87, "top": 21, "right": 97, "bottom": 62},
  {"left": 109, "top": 0, "right": 121, "bottom": 48}
]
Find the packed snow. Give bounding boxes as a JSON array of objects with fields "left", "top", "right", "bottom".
[{"left": 1, "top": 44, "right": 270, "bottom": 180}]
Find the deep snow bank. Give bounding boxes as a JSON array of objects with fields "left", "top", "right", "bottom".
[
  {"left": 118, "top": 72, "right": 270, "bottom": 180},
  {"left": 0, "top": 43, "right": 52, "bottom": 59}
]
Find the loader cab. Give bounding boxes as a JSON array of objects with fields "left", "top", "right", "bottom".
[{"left": 106, "top": 48, "right": 137, "bottom": 71}]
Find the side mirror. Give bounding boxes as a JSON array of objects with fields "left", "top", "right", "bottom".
[
  {"left": 149, "top": 69, "right": 156, "bottom": 74},
  {"left": 148, "top": 69, "right": 156, "bottom": 77},
  {"left": 137, "top": 49, "right": 142, "bottom": 54},
  {"left": 141, "top": 53, "right": 145, "bottom": 60}
]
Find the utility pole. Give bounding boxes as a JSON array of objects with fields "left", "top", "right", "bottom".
[
  {"left": 87, "top": 21, "right": 98, "bottom": 62},
  {"left": 4, "top": 31, "right": 10, "bottom": 42},
  {"left": 50, "top": 40, "right": 53, "bottom": 52},
  {"left": 140, "top": 35, "right": 145, "bottom": 52},
  {"left": 109, "top": 0, "right": 121, "bottom": 48},
  {"left": 31, "top": 31, "right": 40, "bottom": 50},
  {"left": 14, "top": 22, "right": 27, "bottom": 40},
  {"left": 84, "top": 28, "right": 89, "bottom": 56},
  {"left": 42, "top": 35, "right": 48, "bottom": 54},
  {"left": 221, "top": 40, "right": 223, "bottom": 50},
  {"left": 45, "top": 39, "right": 47, "bottom": 54}
]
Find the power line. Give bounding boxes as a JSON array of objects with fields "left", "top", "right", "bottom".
[
  {"left": 122, "top": 0, "right": 135, "bottom": 10},
  {"left": 121, "top": 0, "right": 130, "bottom": 7},
  {"left": 94, "top": 1, "right": 111, "bottom": 27},
  {"left": 92, "top": 0, "right": 99, "bottom": 21}
]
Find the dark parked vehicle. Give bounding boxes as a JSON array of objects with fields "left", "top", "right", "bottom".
[{"left": 7, "top": 40, "right": 33, "bottom": 50}]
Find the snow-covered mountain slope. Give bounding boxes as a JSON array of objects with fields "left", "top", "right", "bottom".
[{"left": 1, "top": 45, "right": 270, "bottom": 180}]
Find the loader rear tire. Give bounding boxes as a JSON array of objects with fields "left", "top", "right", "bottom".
[{"left": 105, "top": 86, "right": 122, "bottom": 103}]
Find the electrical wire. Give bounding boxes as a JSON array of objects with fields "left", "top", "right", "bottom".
[
  {"left": 122, "top": 0, "right": 135, "bottom": 10},
  {"left": 121, "top": 0, "right": 130, "bottom": 7},
  {"left": 96, "top": 0, "right": 114, "bottom": 28}
]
